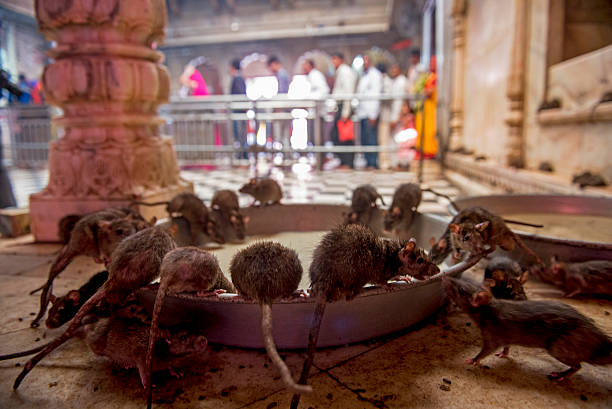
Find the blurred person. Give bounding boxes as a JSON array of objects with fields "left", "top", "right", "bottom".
[
  {"left": 229, "top": 58, "right": 247, "bottom": 159},
  {"left": 390, "top": 100, "right": 417, "bottom": 170},
  {"left": 30, "top": 79, "right": 43, "bottom": 105},
  {"left": 180, "top": 64, "right": 209, "bottom": 96},
  {"left": 17, "top": 74, "right": 32, "bottom": 104},
  {"left": 355, "top": 54, "right": 382, "bottom": 169},
  {"left": 0, "top": 69, "right": 21, "bottom": 208},
  {"left": 414, "top": 56, "right": 439, "bottom": 158},
  {"left": 377, "top": 63, "right": 392, "bottom": 170},
  {"left": 267, "top": 55, "right": 290, "bottom": 94},
  {"left": 267, "top": 55, "right": 290, "bottom": 148},
  {"left": 302, "top": 59, "right": 329, "bottom": 98},
  {"left": 406, "top": 49, "right": 422, "bottom": 94},
  {"left": 330, "top": 52, "right": 357, "bottom": 168}
]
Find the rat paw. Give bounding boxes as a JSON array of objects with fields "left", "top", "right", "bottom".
[
  {"left": 214, "top": 289, "right": 227, "bottom": 295},
  {"left": 495, "top": 352, "right": 508, "bottom": 358},
  {"left": 168, "top": 367, "right": 184, "bottom": 379},
  {"left": 464, "top": 358, "right": 478, "bottom": 366}
]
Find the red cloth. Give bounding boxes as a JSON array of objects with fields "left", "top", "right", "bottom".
[
  {"left": 337, "top": 119, "right": 354, "bottom": 142},
  {"left": 189, "top": 69, "right": 209, "bottom": 96}
]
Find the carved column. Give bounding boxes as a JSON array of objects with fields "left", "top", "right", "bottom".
[
  {"left": 30, "top": 0, "right": 192, "bottom": 241},
  {"left": 449, "top": 0, "right": 467, "bottom": 151},
  {"left": 504, "top": 0, "right": 527, "bottom": 168}
]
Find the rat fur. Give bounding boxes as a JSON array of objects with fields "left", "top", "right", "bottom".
[
  {"left": 14, "top": 226, "right": 176, "bottom": 390},
  {"left": 239, "top": 178, "right": 283, "bottom": 206},
  {"left": 443, "top": 276, "right": 612, "bottom": 381},
  {"left": 230, "top": 242, "right": 312, "bottom": 395},
  {"left": 290, "top": 225, "right": 438, "bottom": 408}
]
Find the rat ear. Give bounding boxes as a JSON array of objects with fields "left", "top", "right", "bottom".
[
  {"left": 350, "top": 212, "right": 358, "bottom": 222},
  {"left": 475, "top": 221, "right": 490, "bottom": 232},
  {"left": 405, "top": 238, "right": 416, "bottom": 252},
  {"left": 230, "top": 215, "right": 237, "bottom": 224},
  {"left": 483, "top": 278, "right": 496, "bottom": 288},
  {"left": 449, "top": 223, "right": 460, "bottom": 234},
  {"left": 437, "top": 238, "right": 447, "bottom": 250},
  {"left": 471, "top": 291, "right": 492, "bottom": 307},
  {"left": 67, "top": 290, "right": 81, "bottom": 305},
  {"left": 550, "top": 255, "right": 558, "bottom": 264},
  {"left": 148, "top": 216, "right": 157, "bottom": 226},
  {"left": 97, "top": 220, "right": 112, "bottom": 232},
  {"left": 125, "top": 213, "right": 134, "bottom": 222},
  {"left": 249, "top": 178, "right": 257, "bottom": 184},
  {"left": 392, "top": 206, "right": 401, "bottom": 217},
  {"left": 168, "top": 223, "right": 179, "bottom": 238},
  {"left": 429, "top": 236, "right": 436, "bottom": 247},
  {"left": 243, "top": 216, "right": 250, "bottom": 224},
  {"left": 520, "top": 270, "right": 529, "bottom": 284}
]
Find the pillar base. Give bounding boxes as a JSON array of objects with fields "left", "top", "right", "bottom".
[{"left": 29, "top": 182, "right": 193, "bottom": 242}]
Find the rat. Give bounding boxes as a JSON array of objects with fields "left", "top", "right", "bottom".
[
  {"left": 31, "top": 212, "right": 145, "bottom": 327},
  {"left": 133, "top": 192, "right": 225, "bottom": 244},
  {"left": 145, "top": 246, "right": 234, "bottom": 408},
  {"left": 230, "top": 242, "right": 312, "bottom": 395},
  {"left": 57, "top": 214, "right": 82, "bottom": 244},
  {"left": 483, "top": 257, "right": 528, "bottom": 301},
  {"left": 238, "top": 178, "right": 283, "bottom": 206},
  {"left": 290, "top": 224, "right": 439, "bottom": 408},
  {"left": 14, "top": 226, "right": 177, "bottom": 390},
  {"left": 428, "top": 206, "right": 544, "bottom": 267},
  {"left": 45, "top": 270, "right": 110, "bottom": 329},
  {"left": 550, "top": 257, "right": 612, "bottom": 298},
  {"left": 211, "top": 189, "right": 249, "bottom": 241},
  {"left": 344, "top": 184, "right": 385, "bottom": 226},
  {"left": 383, "top": 183, "right": 422, "bottom": 233},
  {"left": 88, "top": 316, "right": 208, "bottom": 390},
  {"left": 442, "top": 276, "right": 612, "bottom": 381}
]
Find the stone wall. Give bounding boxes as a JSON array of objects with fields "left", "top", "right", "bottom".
[{"left": 461, "top": 0, "right": 515, "bottom": 163}]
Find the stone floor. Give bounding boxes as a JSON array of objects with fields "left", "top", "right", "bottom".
[{"left": 0, "top": 166, "right": 611, "bottom": 408}]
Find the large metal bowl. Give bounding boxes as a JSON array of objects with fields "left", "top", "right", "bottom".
[
  {"left": 450, "top": 195, "right": 612, "bottom": 263},
  {"left": 137, "top": 206, "right": 455, "bottom": 349}
]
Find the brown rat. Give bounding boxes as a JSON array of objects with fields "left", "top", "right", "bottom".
[
  {"left": 230, "top": 242, "right": 312, "bottom": 395},
  {"left": 483, "top": 257, "right": 528, "bottom": 301},
  {"left": 550, "top": 257, "right": 612, "bottom": 298},
  {"left": 239, "top": 178, "right": 283, "bottom": 206},
  {"left": 344, "top": 184, "right": 385, "bottom": 229},
  {"left": 211, "top": 189, "right": 249, "bottom": 241},
  {"left": 14, "top": 226, "right": 176, "bottom": 390},
  {"left": 57, "top": 214, "right": 82, "bottom": 244},
  {"left": 86, "top": 316, "right": 208, "bottom": 390},
  {"left": 45, "top": 270, "right": 109, "bottom": 329},
  {"left": 428, "top": 206, "right": 543, "bottom": 267},
  {"left": 133, "top": 192, "right": 225, "bottom": 244},
  {"left": 31, "top": 211, "right": 145, "bottom": 327},
  {"left": 443, "top": 276, "right": 612, "bottom": 381},
  {"left": 290, "top": 225, "right": 438, "bottom": 408},
  {"left": 145, "top": 247, "right": 234, "bottom": 408},
  {"left": 383, "top": 183, "right": 422, "bottom": 233}
]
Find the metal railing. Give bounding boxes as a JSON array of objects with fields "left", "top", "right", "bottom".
[{"left": 1, "top": 93, "right": 429, "bottom": 175}]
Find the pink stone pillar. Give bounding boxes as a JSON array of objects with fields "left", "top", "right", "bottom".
[{"left": 30, "top": 0, "right": 192, "bottom": 241}]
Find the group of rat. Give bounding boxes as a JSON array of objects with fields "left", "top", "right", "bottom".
[{"left": 1, "top": 177, "right": 611, "bottom": 408}]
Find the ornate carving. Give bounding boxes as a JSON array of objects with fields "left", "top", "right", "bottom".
[
  {"left": 449, "top": 0, "right": 468, "bottom": 151},
  {"left": 505, "top": 0, "right": 527, "bottom": 168},
  {"left": 31, "top": 0, "right": 190, "bottom": 241}
]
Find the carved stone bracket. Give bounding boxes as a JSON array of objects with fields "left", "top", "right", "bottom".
[
  {"left": 449, "top": 0, "right": 467, "bottom": 151},
  {"left": 30, "top": 0, "right": 191, "bottom": 241}
]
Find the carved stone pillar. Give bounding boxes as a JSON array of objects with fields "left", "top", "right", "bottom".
[
  {"left": 30, "top": 0, "right": 192, "bottom": 241},
  {"left": 504, "top": 0, "right": 527, "bottom": 168},
  {"left": 449, "top": 0, "right": 467, "bottom": 151}
]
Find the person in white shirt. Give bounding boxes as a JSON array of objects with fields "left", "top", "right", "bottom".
[
  {"left": 355, "top": 54, "right": 382, "bottom": 169},
  {"left": 381, "top": 63, "right": 408, "bottom": 169},
  {"left": 405, "top": 49, "right": 422, "bottom": 94},
  {"left": 330, "top": 52, "right": 357, "bottom": 168},
  {"left": 302, "top": 59, "right": 330, "bottom": 98},
  {"left": 377, "top": 63, "right": 392, "bottom": 170}
]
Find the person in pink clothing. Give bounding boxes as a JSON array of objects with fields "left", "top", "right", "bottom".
[{"left": 180, "top": 65, "right": 209, "bottom": 96}]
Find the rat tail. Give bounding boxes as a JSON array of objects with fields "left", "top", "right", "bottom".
[
  {"left": 0, "top": 343, "right": 48, "bottom": 361},
  {"left": 290, "top": 300, "right": 326, "bottom": 409},
  {"left": 14, "top": 286, "right": 107, "bottom": 390},
  {"left": 31, "top": 245, "right": 79, "bottom": 327},
  {"left": 421, "top": 188, "right": 457, "bottom": 213},
  {"left": 146, "top": 277, "right": 171, "bottom": 409},
  {"left": 261, "top": 304, "right": 312, "bottom": 395}
]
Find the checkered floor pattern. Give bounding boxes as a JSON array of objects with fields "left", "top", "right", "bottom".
[{"left": 7, "top": 166, "right": 460, "bottom": 215}]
